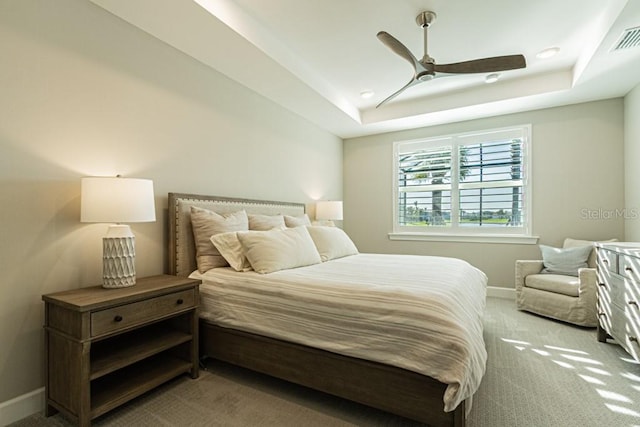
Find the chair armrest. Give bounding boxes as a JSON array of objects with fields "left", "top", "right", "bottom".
[
  {"left": 515, "top": 260, "right": 544, "bottom": 290},
  {"left": 577, "top": 267, "right": 598, "bottom": 323},
  {"left": 577, "top": 267, "right": 597, "bottom": 295}
]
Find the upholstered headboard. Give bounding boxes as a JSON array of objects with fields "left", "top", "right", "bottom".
[{"left": 168, "top": 193, "right": 306, "bottom": 277}]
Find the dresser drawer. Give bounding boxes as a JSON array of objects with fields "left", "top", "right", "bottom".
[
  {"left": 597, "top": 272, "right": 625, "bottom": 309},
  {"left": 91, "top": 289, "right": 196, "bottom": 336},
  {"left": 603, "top": 288, "right": 640, "bottom": 361},
  {"left": 606, "top": 304, "right": 628, "bottom": 345},
  {"left": 626, "top": 276, "right": 640, "bottom": 307},
  {"left": 598, "top": 248, "right": 618, "bottom": 274},
  {"left": 596, "top": 268, "right": 612, "bottom": 300},
  {"left": 619, "top": 253, "right": 640, "bottom": 283},
  {"left": 621, "top": 305, "right": 640, "bottom": 361},
  {"left": 625, "top": 287, "right": 640, "bottom": 331}
]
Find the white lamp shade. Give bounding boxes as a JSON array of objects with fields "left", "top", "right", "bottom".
[
  {"left": 316, "top": 201, "right": 343, "bottom": 220},
  {"left": 81, "top": 177, "right": 156, "bottom": 223}
]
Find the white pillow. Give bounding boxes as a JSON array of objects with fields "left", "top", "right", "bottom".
[
  {"left": 284, "top": 214, "right": 311, "bottom": 228},
  {"left": 237, "top": 226, "right": 321, "bottom": 274},
  {"left": 306, "top": 226, "right": 358, "bottom": 262},
  {"left": 248, "top": 214, "right": 286, "bottom": 230},
  {"left": 210, "top": 231, "right": 252, "bottom": 272},
  {"left": 190, "top": 206, "right": 248, "bottom": 272}
]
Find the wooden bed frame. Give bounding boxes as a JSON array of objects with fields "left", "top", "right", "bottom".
[{"left": 167, "top": 192, "right": 466, "bottom": 426}]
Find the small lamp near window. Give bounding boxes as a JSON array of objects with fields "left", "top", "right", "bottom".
[
  {"left": 314, "top": 201, "right": 343, "bottom": 227},
  {"left": 81, "top": 176, "right": 156, "bottom": 288}
]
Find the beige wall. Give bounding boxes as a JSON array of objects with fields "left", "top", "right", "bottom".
[
  {"left": 625, "top": 83, "right": 640, "bottom": 241},
  {"left": 1, "top": 0, "right": 635, "bottom": 413},
  {"left": 344, "top": 99, "right": 625, "bottom": 287},
  {"left": 0, "top": 0, "right": 342, "bottom": 403}
]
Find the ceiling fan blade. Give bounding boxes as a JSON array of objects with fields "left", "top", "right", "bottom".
[
  {"left": 434, "top": 54, "right": 526, "bottom": 74},
  {"left": 376, "top": 78, "right": 422, "bottom": 108},
  {"left": 377, "top": 31, "right": 426, "bottom": 74}
]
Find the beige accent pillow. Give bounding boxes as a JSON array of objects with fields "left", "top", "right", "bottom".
[
  {"left": 249, "top": 214, "right": 286, "bottom": 231},
  {"left": 563, "top": 237, "right": 618, "bottom": 269},
  {"left": 237, "top": 226, "right": 321, "bottom": 274},
  {"left": 284, "top": 214, "right": 311, "bottom": 228},
  {"left": 190, "top": 206, "right": 248, "bottom": 272},
  {"left": 210, "top": 231, "right": 252, "bottom": 272},
  {"left": 306, "top": 226, "right": 359, "bottom": 262}
]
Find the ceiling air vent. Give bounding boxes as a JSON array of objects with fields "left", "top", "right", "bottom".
[{"left": 611, "top": 26, "right": 640, "bottom": 51}]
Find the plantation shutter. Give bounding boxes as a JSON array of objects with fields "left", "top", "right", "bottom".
[
  {"left": 394, "top": 126, "right": 529, "bottom": 233},
  {"left": 397, "top": 139, "right": 453, "bottom": 227},
  {"left": 457, "top": 129, "right": 525, "bottom": 227}
]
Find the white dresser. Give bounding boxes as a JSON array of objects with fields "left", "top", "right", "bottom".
[{"left": 595, "top": 242, "right": 640, "bottom": 361}]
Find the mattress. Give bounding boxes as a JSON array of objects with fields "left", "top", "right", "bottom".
[{"left": 191, "top": 253, "right": 487, "bottom": 411}]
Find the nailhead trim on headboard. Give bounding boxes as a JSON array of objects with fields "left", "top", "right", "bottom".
[{"left": 168, "top": 193, "right": 306, "bottom": 277}]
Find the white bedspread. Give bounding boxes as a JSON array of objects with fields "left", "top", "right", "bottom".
[{"left": 191, "top": 253, "right": 487, "bottom": 412}]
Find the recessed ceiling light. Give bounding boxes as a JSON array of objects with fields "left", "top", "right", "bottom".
[
  {"left": 536, "top": 47, "right": 560, "bottom": 59},
  {"left": 360, "top": 90, "right": 375, "bottom": 99},
  {"left": 485, "top": 73, "right": 500, "bottom": 84}
]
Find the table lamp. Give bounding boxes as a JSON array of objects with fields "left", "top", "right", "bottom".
[
  {"left": 315, "top": 201, "right": 343, "bottom": 226},
  {"left": 81, "top": 176, "right": 156, "bottom": 288}
]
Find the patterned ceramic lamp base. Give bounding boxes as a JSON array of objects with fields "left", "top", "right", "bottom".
[{"left": 102, "top": 225, "right": 137, "bottom": 288}]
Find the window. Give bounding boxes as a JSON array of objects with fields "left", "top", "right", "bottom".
[{"left": 393, "top": 125, "right": 532, "bottom": 241}]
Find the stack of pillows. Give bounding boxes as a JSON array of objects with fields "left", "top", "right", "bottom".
[{"left": 190, "top": 206, "right": 358, "bottom": 274}]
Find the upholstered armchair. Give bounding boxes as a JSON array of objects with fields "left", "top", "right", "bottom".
[{"left": 515, "top": 238, "right": 600, "bottom": 327}]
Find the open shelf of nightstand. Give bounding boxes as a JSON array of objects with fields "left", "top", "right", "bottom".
[
  {"left": 91, "top": 320, "right": 193, "bottom": 380},
  {"left": 91, "top": 353, "right": 192, "bottom": 419}
]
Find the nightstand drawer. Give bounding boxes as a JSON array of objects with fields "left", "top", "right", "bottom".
[{"left": 91, "top": 289, "right": 195, "bottom": 336}]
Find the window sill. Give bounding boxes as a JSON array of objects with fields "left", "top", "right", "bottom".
[{"left": 388, "top": 232, "right": 539, "bottom": 244}]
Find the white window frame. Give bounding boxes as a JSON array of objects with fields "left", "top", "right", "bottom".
[{"left": 390, "top": 125, "right": 537, "bottom": 244}]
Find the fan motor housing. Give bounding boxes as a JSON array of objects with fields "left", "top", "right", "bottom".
[{"left": 416, "top": 11, "right": 436, "bottom": 28}]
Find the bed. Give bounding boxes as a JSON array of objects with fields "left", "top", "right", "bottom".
[{"left": 168, "top": 192, "right": 487, "bottom": 426}]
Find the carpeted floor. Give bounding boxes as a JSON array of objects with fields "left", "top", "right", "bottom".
[{"left": 11, "top": 297, "right": 640, "bottom": 426}]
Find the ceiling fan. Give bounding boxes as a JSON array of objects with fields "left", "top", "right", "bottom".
[{"left": 376, "top": 11, "right": 526, "bottom": 108}]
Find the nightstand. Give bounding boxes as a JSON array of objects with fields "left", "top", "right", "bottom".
[{"left": 42, "top": 275, "right": 200, "bottom": 426}]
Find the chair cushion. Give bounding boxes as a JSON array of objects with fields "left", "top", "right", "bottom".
[{"left": 524, "top": 274, "right": 580, "bottom": 297}]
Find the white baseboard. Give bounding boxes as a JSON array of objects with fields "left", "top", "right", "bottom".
[
  {"left": 0, "top": 387, "right": 44, "bottom": 426},
  {"left": 487, "top": 286, "right": 516, "bottom": 300}
]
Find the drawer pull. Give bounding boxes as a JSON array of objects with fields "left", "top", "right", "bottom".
[
  {"left": 598, "top": 283, "right": 607, "bottom": 288},
  {"left": 113, "top": 315, "right": 123, "bottom": 322},
  {"left": 603, "top": 259, "right": 609, "bottom": 264},
  {"left": 177, "top": 298, "right": 184, "bottom": 305},
  {"left": 629, "top": 300, "right": 639, "bottom": 308},
  {"left": 625, "top": 267, "right": 634, "bottom": 273},
  {"left": 630, "top": 336, "right": 638, "bottom": 343}
]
